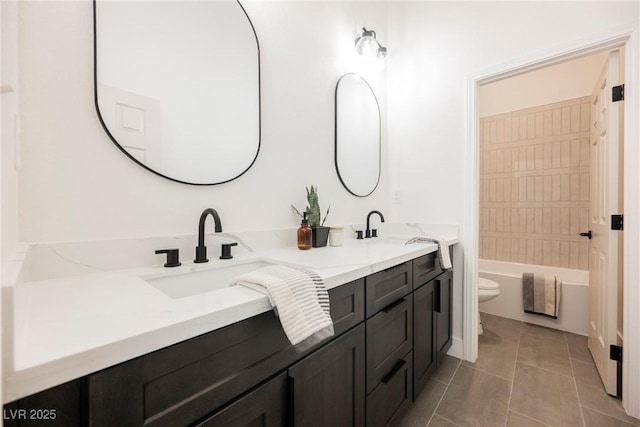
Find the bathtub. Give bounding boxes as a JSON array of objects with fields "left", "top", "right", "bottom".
[{"left": 479, "top": 259, "right": 589, "bottom": 336}]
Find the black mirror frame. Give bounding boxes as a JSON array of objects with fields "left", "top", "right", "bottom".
[
  {"left": 93, "top": 0, "right": 261, "bottom": 186},
  {"left": 334, "top": 73, "right": 381, "bottom": 197}
]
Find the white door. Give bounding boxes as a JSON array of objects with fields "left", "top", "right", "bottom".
[
  {"left": 588, "top": 50, "right": 623, "bottom": 396},
  {"left": 98, "top": 84, "right": 161, "bottom": 168}
]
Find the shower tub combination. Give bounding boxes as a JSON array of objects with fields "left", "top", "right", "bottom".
[{"left": 479, "top": 259, "right": 589, "bottom": 336}]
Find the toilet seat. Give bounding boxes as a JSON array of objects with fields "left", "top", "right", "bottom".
[{"left": 478, "top": 277, "right": 499, "bottom": 290}]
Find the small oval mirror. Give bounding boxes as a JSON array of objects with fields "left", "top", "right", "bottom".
[{"left": 335, "top": 74, "right": 381, "bottom": 197}]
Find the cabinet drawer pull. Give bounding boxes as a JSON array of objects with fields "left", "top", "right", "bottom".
[
  {"left": 381, "top": 297, "right": 406, "bottom": 313},
  {"left": 381, "top": 359, "right": 406, "bottom": 384}
]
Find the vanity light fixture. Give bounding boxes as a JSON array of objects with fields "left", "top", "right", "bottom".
[{"left": 355, "top": 27, "right": 387, "bottom": 60}]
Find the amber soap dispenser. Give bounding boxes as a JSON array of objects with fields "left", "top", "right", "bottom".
[{"left": 297, "top": 212, "right": 312, "bottom": 250}]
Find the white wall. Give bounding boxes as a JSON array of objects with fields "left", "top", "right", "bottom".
[
  {"left": 15, "top": 1, "right": 389, "bottom": 244},
  {"left": 386, "top": 1, "right": 639, "bottom": 348},
  {"left": 480, "top": 50, "right": 609, "bottom": 117}
]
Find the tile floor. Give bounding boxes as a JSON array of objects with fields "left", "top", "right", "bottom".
[{"left": 400, "top": 313, "right": 640, "bottom": 427}]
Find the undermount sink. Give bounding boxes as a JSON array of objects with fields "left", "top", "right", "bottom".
[{"left": 143, "top": 260, "right": 275, "bottom": 299}]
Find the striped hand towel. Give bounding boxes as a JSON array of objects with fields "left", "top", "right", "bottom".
[
  {"left": 522, "top": 273, "right": 561, "bottom": 318},
  {"left": 231, "top": 265, "right": 334, "bottom": 352},
  {"left": 405, "top": 236, "right": 452, "bottom": 270}
]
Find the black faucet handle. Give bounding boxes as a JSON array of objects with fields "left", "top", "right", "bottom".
[
  {"left": 155, "top": 249, "right": 182, "bottom": 268},
  {"left": 220, "top": 242, "right": 238, "bottom": 260},
  {"left": 356, "top": 230, "right": 364, "bottom": 239},
  {"left": 371, "top": 229, "right": 378, "bottom": 238}
]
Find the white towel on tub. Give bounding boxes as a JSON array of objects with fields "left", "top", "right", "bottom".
[{"left": 230, "top": 265, "right": 334, "bottom": 352}]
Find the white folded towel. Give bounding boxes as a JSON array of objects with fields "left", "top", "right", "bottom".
[
  {"left": 405, "top": 236, "right": 452, "bottom": 270},
  {"left": 230, "top": 265, "right": 334, "bottom": 352}
]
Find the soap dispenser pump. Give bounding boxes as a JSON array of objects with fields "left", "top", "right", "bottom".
[{"left": 297, "top": 212, "right": 312, "bottom": 250}]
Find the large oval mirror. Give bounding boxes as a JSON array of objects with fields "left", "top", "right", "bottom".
[
  {"left": 94, "top": 0, "right": 260, "bottom": 185},
  {"left": 335, "top": 73, "right": 381, "bottom": 197}
]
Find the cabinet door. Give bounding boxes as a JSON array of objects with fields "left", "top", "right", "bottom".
[
  {"left": 288, "top": 324, "right": 365, "bottom": 427},
  {"left": 195, "top": 373, "right": 287, "bottom": 427},
  {"left": 366, "top": 351, "right": 413, "bottom": 427},
  {"left": 366, "top": 295, "right": 413, "bottom": 394},
  {"left": 435, "top": 270, "right": 453, "bottom": 364},
  {"left": 413, "top": 280, "right": 436, "bottom": 400}
]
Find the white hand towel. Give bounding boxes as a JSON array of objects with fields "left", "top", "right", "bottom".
[
  {"left": 231, "top": 265, "right": 334, "bottom": 352},
  {"left": 405, "top": 236, "right": 452, "bottom": 270}
]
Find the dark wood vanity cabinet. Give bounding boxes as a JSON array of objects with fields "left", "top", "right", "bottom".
[
  {"left": 412, "top": 250, "right": 454, "bottom": 400},
  {"left": 4, "top": 248, "right": 456, "bottom": 427}
]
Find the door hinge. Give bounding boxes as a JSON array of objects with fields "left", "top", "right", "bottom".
[
  {"left": 610, "top": 345, "right": 623, "bottom": 362},
  {"left": 611, "top": 215, "right": 623, "bottom": 231},
  {"left": 612, "top": 84, "right": 625, "bottom": 102}
]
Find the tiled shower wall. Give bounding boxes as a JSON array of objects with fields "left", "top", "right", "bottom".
[{"left": 479, "top": 96, "right": 590, "bottom": 270}]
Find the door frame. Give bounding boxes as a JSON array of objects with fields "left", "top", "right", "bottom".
[{"left": 462, "top": 25, "right": 640, "bottom": 418}]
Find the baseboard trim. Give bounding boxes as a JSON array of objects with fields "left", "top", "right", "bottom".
[{"left": 447, "top": 336, "right": 464, "bottom": 360}]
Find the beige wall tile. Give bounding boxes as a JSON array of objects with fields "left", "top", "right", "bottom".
[
  {"left": 512, "top": 116, "right": 519, "bottom": 141},
  {"left": 479, "top": 97, "right": 590, "bottom": 269},
  {"left": 560, "top": 241, "right": 570, "bottom": 267},
  {"left": 552, "top": 109, "right": 562, "bottom": 136},
  {"left": 551, "top": 142, "right": 561, "bottom": 168},
  {"left": 570, "top": 139, "right": 580, "bottom": 167},
  {"left": 535, "top": 240, "right": 544, "bottom": 265},
  {"left": 552, "top": 175, "right": 561, "bottom": 201},
  {"left": 580, "top": 137, "right": 590, "bottom": 166},
  {"left": 497, "top": 119, "right": 504, "bottom": 144},
  {"left": 535, "top": 176, "right": 543, "bottom": 202},
  {"left": 519, "top": 113, "right": 528, "bottom": 140},
  {"left": 535, "top": 112, "right": 544, "bottom": 138},
  {"left": 579, "top": 242, "right": 589, "bottom": 269},
  {"left": 561, "top": 208, "right": 570, "bottom": 235},
  {"left": 570, "top": 104, "right": 581, "bottom": 133},
  {"left": 561, "top": 140, "right": 571, "bottom": 168},
  {"left": 543, "top": 110, "right": 553, "bottom": 137},
  {"left": 570, "top": 174, "right": 580, "bottom": 201},
  {"left": 580, "top": 173, "right": 590, "bottom": 201},
  {"left": 543, "top": 142, "right": 552, "bottom": 169},
  {"left": 561, "top": 174, "right": 570, "bottom": 200},
  {"left": 544, "top": 175, "right": 552, "bottom": 201},
  {"left": 561, "top": 107, "right": 571, "bottom": 135},
  {"left": 527, "top": 113, "right": 536, "bottom": 139},
  {"left": 580, "top": 102, "right": 590, "bottom": 131}
]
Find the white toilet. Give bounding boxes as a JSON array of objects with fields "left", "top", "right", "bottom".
[{"left": 478, "top": 277, "right": 500, "bottom": 334}]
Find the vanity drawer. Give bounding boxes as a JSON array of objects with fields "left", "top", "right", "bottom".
[
  {"left": 366, "top": 351, "right": 413, "bottom": 427},
  {"left": 413, "top": 251, "right": 442, "bottom": 288},
  {"left": 329, "top": 278, "right": 365, "bottom": 334},
  {"left": 366, "top": 294, "right": 413, "bottom": 393},
  {"left": 365, "top": 261, "right": 412, "bottom": 318}
]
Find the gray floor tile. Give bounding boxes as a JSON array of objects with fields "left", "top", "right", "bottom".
[
  {"left": 573, "top": 360, "right": 640, "bottom": 425},
  {"left": 582, "top": 407, "right": 639, "bottom": 427},
  {"left": 436, "top": 364, "right": 510, "bottom": 426},
  {"left": 482, "top": 314, "right": 522, "bottom": 342},
  {"left": 510, "top": 362, "right": 582, "bottom": 426},
  {"left": 428, "top": 415, "right": 459, "bottom": 427},
  {"left": 463, "top": 332, "right": 518, "bottom": 380},
  {"left": 565, "top": 332, "right": 594, "bottom": 364},
  {"left": 506, "top": 411, "right": 548, "bottom": 427},
  {"left": 432, "top": 355, "right": 461, "bottom": 385},
  {"left": 399, "top": 378, "right": 448, "bottom": 427},
  {"left": 517, "top": 329, "right": 573, "bottom": 376},
  {"left": 521, "top": 323, "right": 566, "bottom": 343}
]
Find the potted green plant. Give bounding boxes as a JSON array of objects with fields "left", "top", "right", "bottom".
[{"left": 292, "top": 185, "right": 331, "bottom": 247}]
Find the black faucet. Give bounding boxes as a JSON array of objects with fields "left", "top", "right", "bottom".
[
  {"left": 194, "top": 208, "right": 222, "bottom": 263},
  {"left": 366, "top": 210, "right": 385, "bottom": 238}
]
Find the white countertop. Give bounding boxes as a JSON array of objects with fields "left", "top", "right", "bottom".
[{"left": 3, "top": 228, "right": 458, "bottom": 403}]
